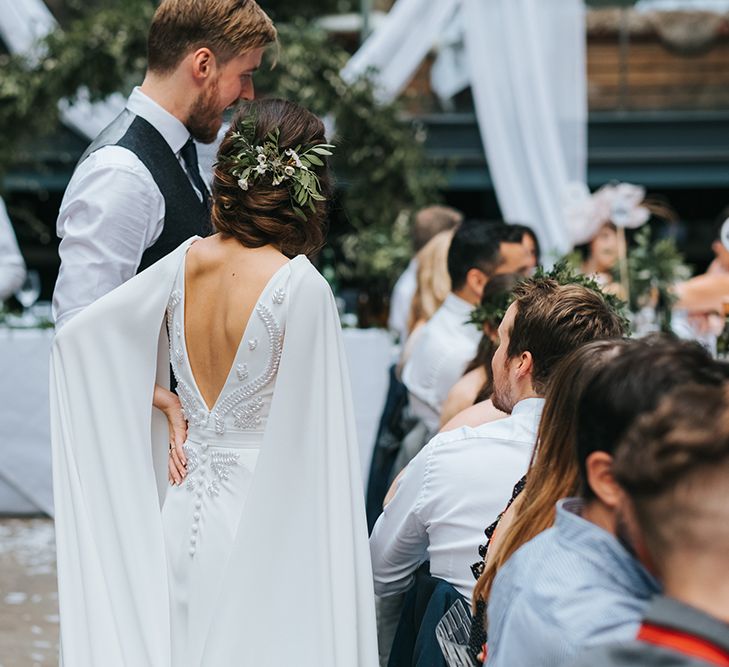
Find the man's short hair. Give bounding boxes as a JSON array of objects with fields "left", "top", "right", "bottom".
[
  {"left": 147, "top": 0, "right": 276, "bottom": 74},
  {"left": 614, "top": 384, "right": 729, "bottom": 570},
  {"left": 576, "top": 335, "right": 729, "bottom": 499},
  {"left": 446, "top": 220, "right": 506, "bottom": 290},
  {"left": 505, "top": 277, "right": 627, "bottom": 394},
  {"left": 503, "top": 223, "right": 541, "bottom": 263},
  {"left": 412, "top": 206, "right": 463, "bottom": 253}
]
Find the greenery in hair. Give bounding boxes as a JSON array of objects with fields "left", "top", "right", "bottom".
[
  {"left": 468, "top": 260, "right": 630, "bottom": 331},
  {"left": 539, "top": 260, "right": 631, "bottom": 329},
  {"left": 468, "top": 288, "right": 518, "bottom": 329},
  {"left": 218, "top": 115, "right": 334, "bottom": 222}
]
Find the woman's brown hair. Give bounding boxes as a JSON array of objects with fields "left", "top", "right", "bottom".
[
  {"left": 464, "top": 273, "right": 523, "bottom": 402},
  {"left": 212, "top": 98, "right": 331, "bottom": 257},
  {"left": 471, "top": 338, "right": 629, "bottom": 614}
]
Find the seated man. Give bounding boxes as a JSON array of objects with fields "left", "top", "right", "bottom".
[
  {"left": 571, "top": 384, "right": 729, "bottom": 667},
  {"left": 485, "top": 337, "right": 729, "bottom": 667},
  {"left": 370, "top": 276, "right": 626, "bottom": 599},
  {"left": 402, "top": 221, "right": 529, "bottom": 434}
]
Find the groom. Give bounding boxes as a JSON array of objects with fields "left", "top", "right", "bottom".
[{"left": 52, "top": 0, "right": 276, "bottom": 328}]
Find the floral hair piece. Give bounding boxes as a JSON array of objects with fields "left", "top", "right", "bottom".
[
  {"left": 219, "top": 115, "right": 335, "bottom": 221},
  {"left": 467, "top": 259, "right": 630, "bottom": 331}
]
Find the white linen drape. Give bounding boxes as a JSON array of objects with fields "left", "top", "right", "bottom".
[{"left": 341, "top": 0, "right": 587, "bottom": 257}]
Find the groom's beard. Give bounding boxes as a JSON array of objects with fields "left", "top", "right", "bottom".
[{"left": 187, "top": 76, "right": 224, "bottom": 144}]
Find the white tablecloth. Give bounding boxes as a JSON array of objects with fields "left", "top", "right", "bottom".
[
  {"left": 0, "top": 327, "right": 394, "bottom": 516},
  {"left": 0, "top": 328, "right": 54, "bottom": 515}
]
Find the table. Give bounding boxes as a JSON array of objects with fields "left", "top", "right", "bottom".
[
  {"left": 0, "top": 327, "right": 395, "bottom": 516},
  {"left": 0, "top": 328, "right": 54, "bottom": 515}
]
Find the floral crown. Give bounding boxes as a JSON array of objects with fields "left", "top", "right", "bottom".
[
  {"left": 467, "top": 260, "right": 629, "bottom": 330},
  {"left": 219, "top": 115, "right": 335, "bottom": 221}
]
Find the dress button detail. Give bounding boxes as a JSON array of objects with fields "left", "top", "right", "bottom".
[
  {"left": 193, "top": 512, "right": 200, "bottom": 521},
  {"left": 194, "top": 500, "right": 202, "bottom": 509},
  {"left": 189, "top": 547, "right": 196, "bottom": 557}
]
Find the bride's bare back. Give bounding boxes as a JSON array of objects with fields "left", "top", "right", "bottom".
[{"left": 184, "top": 235, "right": 289, "bottom": 410}]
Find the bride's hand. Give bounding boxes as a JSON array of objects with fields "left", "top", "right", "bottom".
[{"left": 153, "top": 384, "right": 188, "bottom": 485}]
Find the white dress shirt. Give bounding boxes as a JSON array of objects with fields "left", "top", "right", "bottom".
[
  {"left": 53, "top": 87, "right": 207, "bottom": 328},
  {"left": 401, "top": 293, "right": 482, "bottom": 432},
  {"left": 0, "top": 197, "right": 27, "bottom": 300},
  {"left": 369, "top": 397, "right": 544, "bottom": 599},
  {"left": 388, "top": 258, "right": 418, "bottom": 343}
]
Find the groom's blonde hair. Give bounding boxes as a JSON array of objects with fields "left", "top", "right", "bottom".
[{"left": 147, "top": 0, "right": 276, "bottom": 74}]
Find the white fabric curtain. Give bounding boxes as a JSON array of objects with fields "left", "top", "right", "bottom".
[
  {"left": 0, "top": 0, "right": 124, "bottom": 139},
  {"left": 464, "top": 0, "right": 585, "bottom": 256},
  {"left": 341, "top": 0, "right": 461, "bottom": 100},
  {"left": 341, "top": 0, "right": 587, "bottom": 256}
]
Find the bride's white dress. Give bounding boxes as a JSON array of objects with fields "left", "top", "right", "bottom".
[
  {"left": 162, "top": 257, "right": 289, "bottom": 665},
  {"left": 49, "top": 239, "right": 378, "bottom": 667}
]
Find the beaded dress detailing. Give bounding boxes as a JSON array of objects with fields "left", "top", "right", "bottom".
[{"left": 165, "top": 272, "right": 287, "bottom": 558}]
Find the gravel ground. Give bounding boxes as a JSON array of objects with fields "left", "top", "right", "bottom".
[{"left": 0, "top": 518, "right": 59, "bottom": 667}]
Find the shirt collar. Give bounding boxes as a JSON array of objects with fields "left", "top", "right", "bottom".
[
  {"left": 510, "top": 397, "right": 545, "bottom": 418},
  {"left": 443, "top": 292, "right": 476, "bottom": 317},
  {"left": 126, "top": 87, "right": 191, "bottom": 155},
  {"left": 645, "top": 595, "right": 729, "bottom": 654},
  {"left": 556, "top": 498, "right": 661, "bottom": 597}
]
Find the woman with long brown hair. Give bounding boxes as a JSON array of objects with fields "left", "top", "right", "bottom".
[
  {"left": 50, "top": 98, "right": 378, "bottom": 666},
  {"left": 467, "top": 338, "right": 630, "bottom": 663}
]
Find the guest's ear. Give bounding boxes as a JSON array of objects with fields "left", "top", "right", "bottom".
[
  {"left": 516, "top": 350, "right": 533, "bottom": 380},
  {"left": 586, "top": 452, "right": 621, "bottom": 508},
  {"left": 465, "top": 268, "right": 489, "bottom": 301}
]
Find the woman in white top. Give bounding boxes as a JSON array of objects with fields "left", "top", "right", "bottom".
[{"left": 50, "top": 98, "right": 377, "bottom": 667}]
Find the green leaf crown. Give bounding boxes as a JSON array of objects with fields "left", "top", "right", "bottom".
[
  {"left": 219, "top": 115, "right": 335, "bottom": 221},
  {"left": 468, "top": 260, "right": 630, "bottom": 331}
]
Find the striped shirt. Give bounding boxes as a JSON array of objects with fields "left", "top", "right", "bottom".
[{"left": 485, "top": 498, "right": 660, "bottom": 667}]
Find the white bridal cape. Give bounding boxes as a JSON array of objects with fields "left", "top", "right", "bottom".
[{"left": 50, "top": 239, "right": 378, "bottom": 666}]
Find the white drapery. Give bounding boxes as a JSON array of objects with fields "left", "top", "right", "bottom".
[{"left": 342, "top": 0, "right": 587, "bottom": 257}]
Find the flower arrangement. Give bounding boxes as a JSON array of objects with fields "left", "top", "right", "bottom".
[{"left": 219, "top": 115, "right": 335, "bottom": 222}]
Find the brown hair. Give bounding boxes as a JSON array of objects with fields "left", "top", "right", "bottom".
[
  {"left": 147, "top": 0, "right": 276, "bottom": 74},
  {"left": 464, "top": 273, "right": 524, "bottom": 401},
  {"left": 506, "top": 277, "right": 628, "bottom": 394},
  {"left": 212, "top": 99, "right": 331, "bottom": 257},
  {"left": 614, "top": 384, "right": 729, "bottom": 571},
  {"left": 472, "top": 339, "right": 629, "bottom": 613},
  {"left": 412, "top": 206, "right": 463, "bottom": 252}
]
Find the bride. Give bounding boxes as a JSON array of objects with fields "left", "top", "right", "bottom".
[{"left": 50, "top": 98, "right": 378, "bottom": 667}]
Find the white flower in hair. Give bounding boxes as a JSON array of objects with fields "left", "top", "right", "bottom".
[{"left": 223, "top": 116, "right": 335, "bottom": 221}]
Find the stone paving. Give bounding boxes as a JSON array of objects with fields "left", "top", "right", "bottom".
[{"left": 0, "top": 518, "right": 58, "bottom": 667}]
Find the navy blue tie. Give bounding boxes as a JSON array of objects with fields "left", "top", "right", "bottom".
[{"left": 180, "top": 138, "right": 210, "bottom": 212}]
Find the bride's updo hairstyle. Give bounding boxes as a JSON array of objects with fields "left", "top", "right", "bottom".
[{"left": 212, "top": 98, "right": 332, "bottom": 257}]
